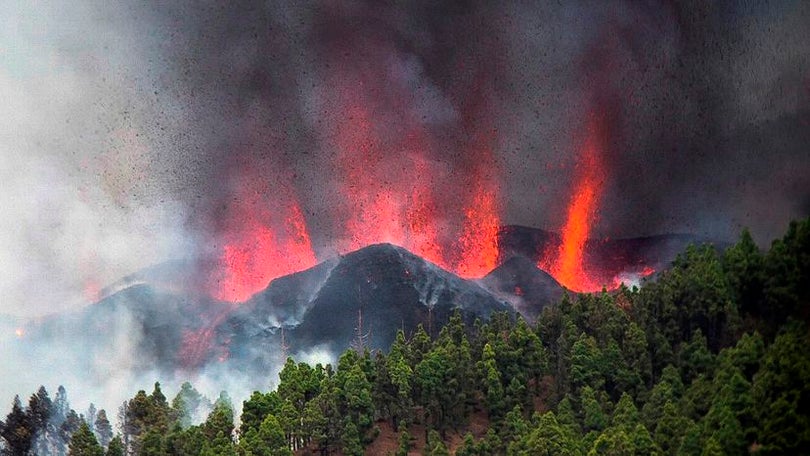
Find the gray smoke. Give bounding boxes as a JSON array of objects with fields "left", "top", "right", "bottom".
[{"left": 129, "top": 0, "right": 810, "bottom": 247}]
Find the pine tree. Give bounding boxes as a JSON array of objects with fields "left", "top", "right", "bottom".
[
  {"left": 424, "top": 429, "right": 448, "bottom": 456},
  {"left": 630, "top": 423, "right": 660, "bottom": 455},
  {"left": 478, "top": 343, "right": 504, "bottom": 419},
  {"left": 502, "top": 405, "right": 529, "bottom": 453},
  {"left": 1, "top": 395, "right": 33, "bottom": 456},
  {"left": 588, "top": 427, "right": 633, "bottom": 456},
  {"left": 171, "top": 382, "right": 208, "bottom": 430},
  {"left": 409, "top": 324, "right": 432, "bottom": 367},
  {"left": 570, "top": 333, "right": 604, "bottom": 392},
  {"left": 240, "top": 391, "right": 281, "bottom": 435},
  {"left": 240, "top": 414, "right": 291, "bottom": 456},
  {"left": 653, "top": 401, "right": 688, "bottom": 454},
  {"left": 723, "top": 228, "right": 765, "bottom": 320},
  {"left": 555, "top": 395, "right": 581, "bottom": 436},
  {"left": 202, "top": 392, "right": 234, "bottom": 443},
  {"left": 68, "top": 422, "right": 103, "bottom": 456},
  {"left": 122, "top": 390, "right": 150, "bottom": 453},
  {"left": 51, "top": 385, "right": 71, "bottom": 455},
  {"left": 456, "top": 432, "right": 477, "bottom": 456},
  {"left": 340, "top": 363, "right": 374, "bottom": 444},
  {"left": 164, "top": 425, "right": 205, "bottom": 456},
  {"left": 341, "top": 420, "right": 363, "bottom": 456},
  {"left": 581, "top": 386, "right": 607, "bottom": 433},
  {"left": 611, "top": 393, "right": 639, "bottom": 429},
  {"left": 622, "top": 322, "right": 652, "bottom": 393},
  {"left": 676, "top": 420, "right": 702, "bottom": 456},
  {"left": 59, "top": 409, "right": 82, "bottom": 452},
  {"left": 85, "top": 404, "right": 97, "bottom": 436},
  {"left": 147, "top": 382, "right": 173, "bottom": 433},
  {"left": 105, "top": 435, "right": 124, "bottom": 456},
  {"left": 395, "top": 421, "right": 411, "bottom": 456},
  {"left": 521, "top": 411, "right": 579, "bottom": 455},
  {"left": 94, "top": 409, "right": 113, "bottom": 449},
  {"left": 27, "top": 385, "right": 52, "bottom": 455},
  {"left": 751, "top": 321, "right": 810, "bottom": 453},
  {"left": 137, "top": 430, "right": 165, "bottom": 456},
  {"left": 387, "top": 331, "right": 414, "bottom": 427}
]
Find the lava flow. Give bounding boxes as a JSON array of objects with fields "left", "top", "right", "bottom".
[{"left": 540, "top": 117, "right": 606, "bottom": 292}]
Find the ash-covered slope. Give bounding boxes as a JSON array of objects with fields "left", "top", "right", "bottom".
[
  {"left": 19, "top": 284, "right": 232, "bottom": 373},
  {"left": 13, "top": 229, "right": 717, "bottom": 383},
  {"left": 480, "top": 255, "right": 565, "bottom": 321},
  {"left": 14, "top": 244, "right": 514, "bottom": 384},
  {"left": 223, "top": 243, "right": 513, "bottom": 365}
]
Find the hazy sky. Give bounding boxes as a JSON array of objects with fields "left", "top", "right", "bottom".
[{"left": 2, "top": 1, "right": 809, "bottom": 316}]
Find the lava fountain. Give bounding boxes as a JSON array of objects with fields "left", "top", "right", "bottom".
[
  {"left": 213, "top": 189, "right": 318, "bottom": 303},
  {"left": 324, "top": 58, "right": 501, "bottom": 278},
  {"left": 540, "top": 115, "right": 606, "bottom": 292}
]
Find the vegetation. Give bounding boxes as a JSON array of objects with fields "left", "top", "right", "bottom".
[{"left": 1, "top": 218, "right": 809, "bottom": 455}]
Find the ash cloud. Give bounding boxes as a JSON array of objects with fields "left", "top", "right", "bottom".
[{"left": 128, "top": 0, "right": 809, "bottom": 250}]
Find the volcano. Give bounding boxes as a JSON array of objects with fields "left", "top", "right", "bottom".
[
  {"left": 480, "top": 255, "right": 565, "bottom": 321},
  {"left": 498, "top": 225, "right": 716, "bottom": 290},
  {"left": 13, "top": 243, "right": 514, "bottom": 384},
  {"left": 10, "top": 228, "right": 717, "bottom": 391},
  {"left": 221, "top": 243, "right": 512, "bottom": 368}
]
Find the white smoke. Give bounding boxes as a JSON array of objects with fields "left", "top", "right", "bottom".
[
  {"left": 0, "top": 0, "right": 196, "bottom": 427},
  {"left": 0, "top": 2, "right": 193, "bottom": 318}
]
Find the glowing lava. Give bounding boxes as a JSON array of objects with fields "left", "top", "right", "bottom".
[
  {"left": 214, "top": 199, "right": 317, "bottom": 303},
  {"left": 177, "top": 307, "right": 233, "bottom": 369},
  {"left": 328, "top": 73, "right": 502, "bottom": 277},
  {"left": 540, "top": 117, "right": 605, "bottom": 292},
  {"left": 210, "top": 44, "right": 507, "bottom": 301},
  {"left": 456, "top": 180, "right": 500, "bottom": 278}
]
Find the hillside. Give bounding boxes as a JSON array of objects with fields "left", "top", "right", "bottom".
[{"left": 3, "top": 218, "right": 808, "bottom": 455}]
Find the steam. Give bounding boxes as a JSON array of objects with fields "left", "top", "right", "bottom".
[{"left": 0, "top": 2, "right": 195, "bottom": 318}]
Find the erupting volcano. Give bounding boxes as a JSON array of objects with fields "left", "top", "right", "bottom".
[
  {"left": 208, "top": 106, "right": 649, "bottom": 301},
  {"left": 537, "top": 111, "right": 656, "bottom": 291},
  {"left": 198, "top": 20, "right": 670, "bottom": 303}
]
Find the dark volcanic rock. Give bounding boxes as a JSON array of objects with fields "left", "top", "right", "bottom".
[
  {"left": 480, "top": 255, "right": 565, "bottom": 321},
  {"left": 497, "top": 225, "right": 720, "bottom": 285},
  {"left": 15, "top": 229, "right": 717, "bottom": 385},
  {"left": 231, "top": 258, "right": 339, "bottom": 334},
  {"left": 225, "top": 244, "right": 512, "bottom": 362},
  {"left": 18, "top": 244, "right": 514, "bottom": 382}
]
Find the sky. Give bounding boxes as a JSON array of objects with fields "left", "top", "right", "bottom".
[{"left": 1, "top": 0, "right": 809, "bottom": 317}]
